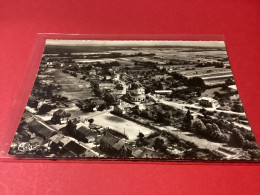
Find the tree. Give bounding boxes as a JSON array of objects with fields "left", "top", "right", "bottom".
[
  {"left": 136, "top": 132, "right": 148, "bottom": 147},
  {"left": 192, "top": 119, "right": 206, "bottom": 134},
  {"left": 225, "top": 78, "right": 235, "bottom": 86},
  {"left": 164, "top": 111, "right": 172, "bottom": 119},
  {"left": 153, "top": 137, "right": 166, "bottom": 152},
  {"left": 94, "top": 88, "right": 103, "bottom": 97},
  {"left": 104, "top": 93, "right": 117, "bottom": 106},
  {"left": 156, "top": 110, "right": 165, "bottom": 123},
  {"left": 182, "top": 110, "right": 192, "bottom": 131},
  {"left": 88, "top": 118, "right": 94, "bottom": 125},
  {"left": 232, "top": 103, "right": 244, "bottom": 113},
  {"left": 140, "top": 110, "right": 149, "bottom": 118},
  {"left": 38, "top": 104, "right": 54, "bottom": 114},
  {"left": 187, "top": 77, "right": 205, "bottom": 88},
  {"left": 215, "top": 62, "right": 224, "bottom": 68},
  {"left": 242, "top": 140, "right": 258, "bottom": 150},
  {"left": 137, "top": 132, "right": 145, "bottom": 140},
  {"left": 155, "top": 81, "right": 163, "bottom": 90},
  {"left": 66, "top": 120, "right": 77, "bottom": 136},
  {"left": 97, "top": 103, "right": 107, "bottom": 111},
  {"left": 228, "top": 129, "right": 245, "bottom": 147},
  {"left": 51, "top": 109, "right": 71, "bottom": 124}
]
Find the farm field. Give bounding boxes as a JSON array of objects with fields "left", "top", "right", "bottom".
[{"left": 48, "top": 68, "right": 94, "bottom": 101}]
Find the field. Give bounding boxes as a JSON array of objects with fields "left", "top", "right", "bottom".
[
  {"left": 91, "top": 112, "right": 153, "bottom": 140},
  {"left": 46, "top": 69, "right": 94, "bottom": 101}
]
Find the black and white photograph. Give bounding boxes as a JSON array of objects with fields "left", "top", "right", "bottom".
[{"left": 8, "top": 39, "right": 260, "bottom": 161}]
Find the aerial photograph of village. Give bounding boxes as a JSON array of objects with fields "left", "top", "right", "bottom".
[{"left": 8, "top": 39, "right": 260, "bottom": 161}]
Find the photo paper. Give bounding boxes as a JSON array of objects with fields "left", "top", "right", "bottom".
[{"left": 9, "top": 39, "right": 260, "bottom": 161}]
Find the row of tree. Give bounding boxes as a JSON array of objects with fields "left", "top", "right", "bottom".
[{"left": 181, "top": 110, "right": 259, "bottom": 149}]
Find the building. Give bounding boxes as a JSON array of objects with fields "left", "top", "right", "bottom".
[
  {"left": 126, "top": 82, "right": 146, "bottom": 102},
  {"left": 75, "top": 126, "right": 97, "bottom": 143},
  {"left": 28, "top": 120, "right": 55, "bottom": 139},
  {"left": 60, "top": 141, "right": 87, "bottom": 157},
  {"left": 199, "top": 97, "right": 219, "bottom": 108},
  {"left": 154, "top": 90, "right": 172, "bottom": 95},
  {"left": 100, "top": 134, "right": 129, "bottom": 156}
]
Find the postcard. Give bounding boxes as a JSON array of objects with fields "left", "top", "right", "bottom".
[{"left": 8, "top": 39, "right": 260, "bottom": 161}]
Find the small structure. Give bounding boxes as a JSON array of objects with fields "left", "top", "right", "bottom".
[
  {"left": 154, "top": 90, "right": 172, "bottom": 95},
  {"left": 199, "top": 97, "right": 219, "bottom": 108}
]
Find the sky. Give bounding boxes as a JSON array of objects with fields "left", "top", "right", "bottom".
[{"left": 46, "top": 39, "right": 226, "bottom": 47}]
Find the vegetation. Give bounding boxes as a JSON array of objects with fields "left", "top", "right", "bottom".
[
  {"left": 38, "top": 104, "right": 55, "bottom": 114},
  {"left": 182, "top": 110, "right": 192, "bottom": 131},
  {"left": 51, "top": 109, "right": 71, "bottom": 124},
  {"left": 153, "top": 137, "right": 166, "bottom": 152}
]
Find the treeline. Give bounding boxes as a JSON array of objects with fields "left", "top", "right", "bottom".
[
  {"left": 181, "top": 110, "right": 259, "bottom": 150},
  {"left": 73, "top": 52, "right": 155, "bottom": 59},
  {"left": 131, "top": 103, "right": 185, "bottom": 126},
  {"left": 196, "top": 61, "right": 225, "bottom": 68}
]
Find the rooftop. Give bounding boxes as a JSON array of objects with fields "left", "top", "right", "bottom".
[
  {"left": 199, "top": 97, "right": 218, "bottom": 102},
  {"left": 63, "top": 141, "right": 87, "bottom": 155},
  {"left": 101, "top": 134, "right": 120, "bottom": 146},
  {"left": 76, "top": 126, "right": 92, "bottom": 136}
]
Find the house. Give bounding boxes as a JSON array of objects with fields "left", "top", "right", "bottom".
[
  {"left": 126, "top": 82, "right": 146, "bottom": 102},
  {"left": 48, "top": 134, "right": 65, "bottom": 152},
  {"left": 100, "top": 134, "right": 126, "bottom": 155},
  {"left": 28, "top": 120, "right": 55, "bottom": 139},
  {"left": 60, "top": 141, "right": 87, "bottom": 157},
  {"left": 100, "top": 134, "right": 119, "bottom": 153},
  {"left": 75, "top": 126, "right": 97, "bottom": 143},
  {"left": 59, "top": 136, "right": 73, "bottom": 146},
  {"left": 199, "top": 97, "right": 219, "bottom": 108}
]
